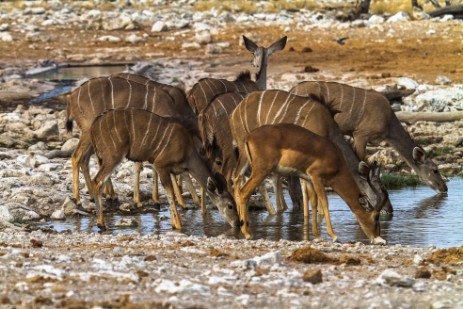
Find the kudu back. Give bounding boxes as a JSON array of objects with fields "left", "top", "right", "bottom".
[
  {"left": 290, "top": 81, "right": 447, "bottom": 195},
  {"left": 90, "top": 108, "right": 239, "bottom": 230}
]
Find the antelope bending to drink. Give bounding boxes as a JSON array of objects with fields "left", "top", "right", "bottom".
[
  {"left": 89, "top": 108, "right": 239, "bottom": 230},
  {"left": 238, "top": 124, "right": 385, "bottom": 244},
  {"left": 66, "top": 74, "right": 197, "bottom": 207},
  {"left": 290, "top": 81, "right": 448, "bottom": 196},
  {"left": 230, "top": 90, "right": 390, "bottom": 213}
]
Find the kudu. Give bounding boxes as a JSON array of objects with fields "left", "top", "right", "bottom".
[
  {"left": 90, "top": 108, "right": 239, "bottom": 230},
  {"left": 187, "top": 35, "right": 287, "bottom": 115},
  {"left": 229, "top": 90, "right": 390, "bottom": 215},
  {"left": 290, "top": 81, "right": 448, "bottom": 196},
  {"left": 66, "top": 74, "right": 197, "bottom": 208},
  {"left": 238, "top": 123, "right": 385, "bottom": 244}
]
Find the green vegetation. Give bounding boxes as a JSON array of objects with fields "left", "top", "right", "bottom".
[
  {"left": 381, "top": 174, "right": 421, "bottom": 189},
  {"left": 430, "top": 146, "right": 454, "bottom": 157}
]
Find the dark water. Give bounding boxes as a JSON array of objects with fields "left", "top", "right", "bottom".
[{"left": 48, "top": 178, "right": 463, "bottom": 248}]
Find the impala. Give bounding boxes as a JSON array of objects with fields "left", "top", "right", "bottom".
[
  {"left": 230, "top": 90, "right": 391, "bottom": 213},
  {"left": 290, "top": 81, "right": 448, "bottom": 197},
  {"left": 238, "top": 123, "right": 386, "bottom": 244},
  {"left": 90, "top": 108, "right": 239, "bottom": 230}
]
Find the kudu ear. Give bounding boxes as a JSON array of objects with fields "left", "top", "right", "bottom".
[
  {"left": 268, "top": 36, "right": 287, "bottom": 55},
  {"left": 358, "top": 195, "right": 372, "bottom": 212},
  {"left": 207, "top": 177, "right": 218, "bottom": 194},
  {"left": 370, "top": 161, "right": 381, "bottom": 179},
  {"left": 358, "top": 161, "right": 370, "bottom": 180},
  {"left": 243, "top": 35, "right": 258, "bottom": 53},
  {"left": 412, "top": 147, "right": 426, "bottom": 163}
]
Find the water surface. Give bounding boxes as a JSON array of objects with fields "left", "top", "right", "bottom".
[{"left": 49, "top": 178, "right": 463, "bottom": 248}]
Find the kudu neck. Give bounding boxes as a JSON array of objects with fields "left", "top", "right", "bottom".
[
  {"left": 255, "top": 54, "right": 268, "bottom": 91},
  {"left": 386, "top": 116, "right": 420, "bottom": 170}
]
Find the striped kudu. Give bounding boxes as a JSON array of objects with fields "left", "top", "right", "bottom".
[
  {"left": 290, "top": 81, "right": 448, "bottom": 198},
  {"left": 66, "top": 74, "right": 196, "bottom": 208},
  {"left": 90, "top": 108, "right": 239, "bottom": 230},
  {"left": 239, "top": 124, "right": 385, "bottom": 244},
  {"left": 229, "top": 90, "right": 391, "bottom": 236},
  {"left": 187, "top": 35, "right": 287, "bottom": 115}
]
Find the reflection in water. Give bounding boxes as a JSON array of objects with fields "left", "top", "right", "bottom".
[{"left": 50, "top": 179, "right": 463, "bottom": 248}]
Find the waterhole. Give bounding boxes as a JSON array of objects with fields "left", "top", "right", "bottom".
[{"left": 45, "top": 178, "right": 463, "bottom": 248}]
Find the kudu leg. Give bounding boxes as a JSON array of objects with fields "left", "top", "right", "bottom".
[
  {"left": 171, "top": 174, "right": 188, "bottom": 209},
  {"left": 257, "top": 184, "right": 276, "bottom": 215},
  {"left": 352, "top": 133, "right": 369, "bottom": 161},
  {"left": 272, "top": 175, "right": 288, "bottom": 212},
  {"left": 312, "top": 178, "right": 337, "bottom": 242},
  {"left": 158, "top": 170, "right": 182, "bottom": 229},
  {"left": 71, "top": 136, "right": 91, "bottom": 206},
  {"left": 152, "top": 169, "right": 159, "bottom": 204},
  {"left": 95, "top": 156, "right": 117, "bottom": 201},
  {"left": 182, "top": 173, "right": 202, "bottom": 209},
  {"left": 133, "top": 162, "right": 143, "bottom": 208},
  {"left": 91, "top": 163, "right": 117, "bottom": 231}
]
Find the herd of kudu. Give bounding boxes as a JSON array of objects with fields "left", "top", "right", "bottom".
[{"left": 65, "top": 35, "right": 448, "bottom": 245}]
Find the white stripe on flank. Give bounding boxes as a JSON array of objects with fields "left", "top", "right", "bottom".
[
  {"left": 88, "top": 79, "right": 96, "bottom": 115},
  {"left": 294, "top": 101, "right": 311, "bottom": 124},
  {"left": 152, "top": 122, "right": 172, "bottom": 156},
  {"left": 264, "top": 91, "right": 278, "bottom": 125},
  {"left": 156, "top": 124, "right": 174, "bottom": 159},
  {"left": 144, "top": 83, "right": 149, "bottom": 110},
  {"left": 130, "top": 109, "right": 136, "bottom": 144},
  {"left": 109, "top": 77, "right": 115, "bottom": 109},
  {"left": 300, "top": 103, "right": 316, "bottom": 128},
  {"left": 349, "top": 86, "right": 356, "bottom": 116},
  {"left": 360, "top": 89, "right": 367, "bottom": 118},
  {"left": 126, "top": 79, "right": 132, "bottom": 108},
  {"left": 76, "top": 86, "right": 83, "bottom": 115},
  {"left": 148, "top": 117, "right": 163, "bottom": 150},
  {"left": 217, "top": 79, "right": 228, "bottom": 92},
  {"left": 256, "top": 91, "right": 264, "bottom": 126},
  {"left": 106, "top": 113, "right": 117, "bottom": 150},
  {"left": 113, "top": 110, "right": 122, "bottom": 143},
  {"left": 141, "top": 113, "right": 153, "bottom": 146},
  {"left": 271, "top": 91, "right": 292, "bottom": 124}
]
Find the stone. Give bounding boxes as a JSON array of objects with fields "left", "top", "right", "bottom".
[
  {"left": 61, "top": 138, "right": 79, "bottom": 152},
  {"left": 387, "top": 12, "right": 410, "bottom": 23},
  {"left": 33, "top": 121, "right": 59, "bottom": 141},
  {"left": 435, "top": 75, "right": 452, "bottom": 85},
  {"left": 97, "top": 35, "right": 121, "bottom": 43},
  {"left": 114, "top": 218, "right": 138, "bottom": 228},
  {"left": 50, "top": 210, "right": 65, "bottom": 220},
  {"left": 151, "top": 21, "right": 168, "bottom": 32},
  {"left": 376, "top": 269, "right": 415, "bottom": 288},
  {"left": 303, "top": 269, "right": 323, "bottom": 284},
  {"left": 415, "top": 267, "right": 432, "bottom": 279}
]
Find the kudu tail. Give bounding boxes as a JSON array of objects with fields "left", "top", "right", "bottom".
[{"left": 64, "top": 94, "right": 74, "bottom": 133}]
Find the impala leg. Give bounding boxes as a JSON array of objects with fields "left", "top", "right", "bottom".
[
  {"left": 272, "top": 175, "right": 287, "bottom": 212},
  {"left": 300, "top": 179, "right": 309, "bottom": 218},
  {"left": 183, "top": 173, "right": 202, "bottom": 208},
  {"left": 200, "top": 187, "right": 206, "bottom": 213},
  {"left": 133, "top": 162, "right": 143, "bottom": 208},
  {"left": 159, "top": 170, "right": 182, "bottom": 229},
  {"left": 312, "top": 177, "right": 337, "bottom": 242},
  {"left": 306, "top": 181, "right": 320, "bottom": 240},
  {"left": 171, "top": 174, "right": 188, "bottom": 209},
  {"left": 152, "top": 169, "right": 159, "bottom": 204},
  {"left": 239, "top": 172, "right": 268, "bottom": 240}
]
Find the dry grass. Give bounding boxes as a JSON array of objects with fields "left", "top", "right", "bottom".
[{"left": 194, "top": 0, "right": 257, "bottom": 14}]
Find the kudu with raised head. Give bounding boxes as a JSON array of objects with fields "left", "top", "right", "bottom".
[
  {"left": 229, "top": 90, "right": 390, "bottom": 214},
  {"left": 66, "top": 74, "right": 198, "bottom": 208},
  {"left": 238, "top": 123, "right": 385, "bottom": 244},
  {"left": 290, "top": 81, "right": 448, "bottom": 196},
  {"left": 187, "top": 35, "right": 287, "bottom": 115},
  {"left": 90, "top": 108, "right": 239, "bottom": 230}
]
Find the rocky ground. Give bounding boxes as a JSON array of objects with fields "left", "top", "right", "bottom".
[{"left": 1, "top": 1, "right": 463, "bottom": 308}]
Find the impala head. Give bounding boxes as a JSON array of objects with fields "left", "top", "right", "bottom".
[
  {"left": 356, "top": 207, "right": 386, "bottom": 245},
  {"left": 206, "top": 174, "right": 239, "bottom": 227},
  {"left": 412, "top": 147, "right": 448, "bottom": 193},
  {"left": 357, "top": 161, "right": 391, "bottom": 212}
]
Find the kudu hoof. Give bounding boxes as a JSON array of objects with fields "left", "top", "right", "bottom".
[{"left": 97, "top": 224, "right": 107, "bottom": 232}]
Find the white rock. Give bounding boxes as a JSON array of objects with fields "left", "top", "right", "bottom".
[
  {"left": 368, "top": 15, "right": 385, "bottom": 24},
  {"left": 253, "top": 251, "right": 282, "bottom": 268},
  {"left": 397, "top": 77, "right": 419, "bottom": 89},
  {"left": 375, "top": 269, "right": 415, "bottom": 287},
  {"left": 435, "top": 75, "right": 452, "bottom": 85},
  {"left": 61, "top": 138, "right": 79, "bottom": 152},
  {"left": 0, "top": 23, "right": 10, "bottom": 31},
  {"left": 0, "top": 205, "right": 13, "bottom": 223},
  {"left": 51, "top": 210, "right": 65, "bottom": 220},
  {"left": 114, "top": 218, "right": 138, "bottom": 228},
  {"left": 387, "top": 11, "right": 410, "bottom": 23},
  {"left": 97, "top": 35, "right": 121, "bottom": 43},
  {"left": 33, "top": 121, "right": 59, "bottom": 141},
  {"left": 151, "top": 21, "right": 168, "bottom": 32},
  {"left": 195, "top": 31, "right": 212, "bottom": 44},
  {"left": 126, "top": 34, "right": 144, "bottom": 44},
  {"left": 181, "top": 42, "right": 201, "bottom": 50},
  {"left": 0, "top": 32, "right": 13, "bottom": 42},
  {"left": 413, "top": 254, "right": 424, "bottom": 265}
]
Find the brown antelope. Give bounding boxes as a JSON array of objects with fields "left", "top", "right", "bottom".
[
  {"left": 187, "top": 35, "right": 287, "bottom": 114},
  {"left": 66, "top": 74, "right": 197, "bottom": 208},
  {"left": 238, "top": 123, "right": 386, "bottom": 244},
  {"left": 290, "top": 81, "right": 448, "bottom": 196},
  {"left": 230, "top": 90, "right": 390, "bottom": 215},
  {"left": 89, "top": 108, "right": 239, "bottom": 230}
]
